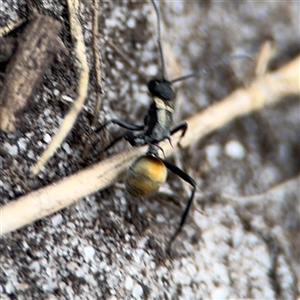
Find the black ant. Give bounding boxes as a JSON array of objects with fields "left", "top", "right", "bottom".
[{"left": 96, "top": 0, "right": 249, "bottom": 249}]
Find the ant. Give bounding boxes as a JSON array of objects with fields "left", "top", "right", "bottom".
[{"left": 96, "top": 0, "right": 248, "bottom": 249}]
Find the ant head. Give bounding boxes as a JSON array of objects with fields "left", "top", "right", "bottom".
[{"left": 148, "top": 79, "right": 175, "bottom": 101}]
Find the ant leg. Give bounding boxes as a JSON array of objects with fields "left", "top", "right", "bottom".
[
  {"left": 170, "top": 122, "right": 188, "bottom": 145},
  {"left": 95, "top": 119, "right": 144, "bottom": 133},
  {"left": 95, "top": 119, "right": 144, "bottom": 152},
  {"left": 147, "top": 144, "right": 165, "bottom": 157},
  {"left": 103, "top": 135, "right": 125, "bottom": 152},
  {"left": 162, "top": 123, "right": 187, "bottom": 149},
  {"left": 162, "top": 160, "right": 196, "bottom": 250}
]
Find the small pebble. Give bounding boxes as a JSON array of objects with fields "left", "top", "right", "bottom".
[
  {"left": 132, "top": 283, "right": 143, "bottom": 299},
  {"left": 17, "top": 138, "right": 28, "bottom": 151},
  {"left": 224, "top": 140, "right": 245, "bottom": 160},
  {"left": 51, "top": 214, "right": 63, "bottom": 226},
  {"left": 43, "top": 133, "right": 52, "bottom": 144},
  {"left": 62, "top": 143, "right": 72, "bottom": 155},
  {"left": 83, "top": 246, "right": 95, "bottom": 262},
  {"left": 4, "top": 143, "right": 18, "bottom": 156},
  {"left": 124, "top": 276, "right": 133, "bottom": 291},
  {"left": 205, "top": 144, "right": 221, "bottom": 168}
]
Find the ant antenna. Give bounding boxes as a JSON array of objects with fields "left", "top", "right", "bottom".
[
  {"left": 151, "top": 0, "right": 166, "bottom": 80},
  {"left": 170, "top": 53, "right": 252, "bottom": 84},
  {"left": 150, "top": 1, "right": 251, "bottom": 85}
]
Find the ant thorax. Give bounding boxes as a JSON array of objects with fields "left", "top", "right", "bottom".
[{"left": 142, "top": 97, "right": 174, "bottom": 144}]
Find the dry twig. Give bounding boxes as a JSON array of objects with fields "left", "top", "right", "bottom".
[
  {"left": 254, "top": 40, "right": 275, "bottom": 77},
  {"left": 91, "top": 0, "right": 104, "bottom": 127},
  {"left": 0, "top": 55, "right": 299, "bottom": 236},
  {"left": 221, "top": 174, "right": 300, "bottom": 206},
  {"left": 31, "top": 0, "right": 89, "bottom": 176},
  {"left": 0, "top": 37, "right": 17, "bottom": 62},
  {"left": 0, "top": 19, "right": 25, "bottom": 38},
  {"left": 81, "top": 0, "right": 104, "bottom": 159},
  {"left": 0, "top": 16, "right": 62, "bottom": 132}
]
